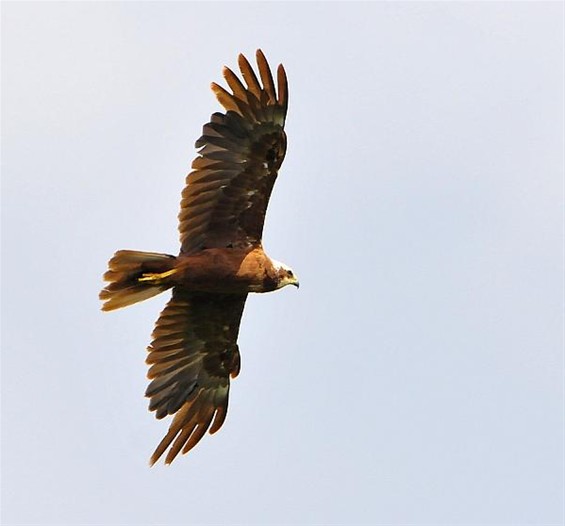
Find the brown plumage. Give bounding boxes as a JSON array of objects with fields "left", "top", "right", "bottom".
[{"left": 99, "top": 50, "right": 298, "bottom": 465}]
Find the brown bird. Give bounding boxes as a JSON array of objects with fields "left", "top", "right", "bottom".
[{"left": 100, "top": 50, "right": 298, "bottom": 465}]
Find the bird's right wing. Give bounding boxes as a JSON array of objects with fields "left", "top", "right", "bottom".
[
  {"left": 179, "top": 49, "right": 289, "bottom": 254},
  {"left": 146, "top": 288, "right": 247, "bottom": 465}
]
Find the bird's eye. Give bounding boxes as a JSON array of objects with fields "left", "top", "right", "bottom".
[{"left": 288, "top": 270, "right": 293, "bottom": 277}]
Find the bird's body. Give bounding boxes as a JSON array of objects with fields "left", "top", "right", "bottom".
[
  {"left": 170, "top": 246, "right": 295, "bottom": 293},
  {"left": 100, "top": 50, "right": 298, "bottom": 465},
  {"left": 107, "top": 246, "right": 292, "bottom": 297}
]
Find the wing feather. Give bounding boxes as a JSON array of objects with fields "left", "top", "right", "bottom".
[
  {"left": 209, "top": 82, "right": 241, "bottom": 115},
  {"left": 256, "top": 49, "right": 277, "bottom": 105},
  {"left": 277, "top": 64, "right": 288, "bottom": 113},
  {"left": 146, "top": 289, "right": 247, "bottom": 465},
  {"left": 237, "top": 53, "right": 263, "bottom": 99},
  {"left": 222, "top": 66, "right": 250, "bottom": 105}
]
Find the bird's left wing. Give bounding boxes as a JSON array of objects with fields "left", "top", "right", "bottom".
[{"left": 146, "top": 288, "right": 247, "bottom": 465}]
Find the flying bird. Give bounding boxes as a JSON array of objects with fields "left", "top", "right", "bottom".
[{"left": 100, "top": 50, "right": 298, "bottom": 465}]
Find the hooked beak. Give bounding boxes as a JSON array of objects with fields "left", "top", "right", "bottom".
[{"left": 290, "top": 274, "right": 300, "bottom": 289}]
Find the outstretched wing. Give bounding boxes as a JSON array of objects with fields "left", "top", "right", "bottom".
[
  {"left": 146, "top": 288, "right": 247, "bottom": 465},
  {"left": 179, "top": 49, "right": 289, "bottom": 255}
]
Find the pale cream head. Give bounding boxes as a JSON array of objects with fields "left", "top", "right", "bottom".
[{"left": 271, "top": 258, "right": 299, "bottom": 289}]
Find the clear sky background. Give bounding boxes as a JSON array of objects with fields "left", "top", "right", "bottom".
[{"left": 2, "top": 2, "right": 563, "bottom": 525}]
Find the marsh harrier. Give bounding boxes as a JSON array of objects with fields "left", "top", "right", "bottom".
[{"left": 100, "top": 50, "right": 297, "bottom": 465}]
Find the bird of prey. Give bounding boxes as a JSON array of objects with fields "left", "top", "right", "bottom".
[{"left": 99, "top": 50, "right": 298, "bottom": 465}]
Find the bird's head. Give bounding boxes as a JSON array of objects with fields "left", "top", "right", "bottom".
[{"left": 271, "top": 259, "right": 299, "bottom": 290}]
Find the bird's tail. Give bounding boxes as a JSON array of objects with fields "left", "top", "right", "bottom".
[{"left": 100, "top": 250, "right": 178, "bottom": 311}]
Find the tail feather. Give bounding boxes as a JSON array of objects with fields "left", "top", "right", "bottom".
[{"left": 100, "top": 250, "right": 177, "bottom": 311}]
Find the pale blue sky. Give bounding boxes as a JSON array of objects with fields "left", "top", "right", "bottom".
[{"left": 2, "top": 2, "right": 563, "bottom": 525}]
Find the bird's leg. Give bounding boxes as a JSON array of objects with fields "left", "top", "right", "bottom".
[{"left": 138, "top": 268, "right": 177, "bottom": 284}]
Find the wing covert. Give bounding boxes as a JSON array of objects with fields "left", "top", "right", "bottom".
[{"left": 179, "top": 49, "right": 288, "bottom": 254}]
